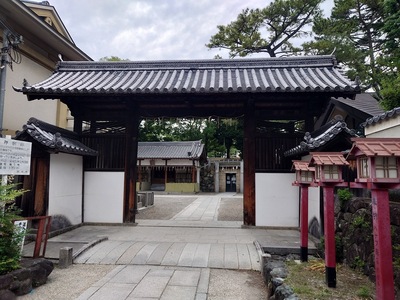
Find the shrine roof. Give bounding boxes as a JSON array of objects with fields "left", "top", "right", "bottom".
[
  {"left": 15, "top": 118, "right": 98, "bottom": 156},
  {"left": 284, "top": 117, "right": 359, "bottom": 157},
  {"left": 348, "top": 138, "right": 400, "bottom": 157},
  {"left": 292, "top": 160, "right": 315, "bottom": 172},
  {"left": 309, "top": 152, "right": 349, "bottom": 166},
  {"left": 16, "top": 55, "right": 360, "bottom": 98},
  {"left": 138, "top": 140, "right": 204, "bottom": 159}
]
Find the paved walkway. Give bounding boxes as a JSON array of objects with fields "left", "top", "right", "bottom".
[{"left": 26, "top": 193, "right": 314, "bottom": 299}]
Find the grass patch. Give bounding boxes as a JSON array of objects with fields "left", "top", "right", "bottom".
[{"left": 285, "top": 258, "right": 375, "bottom": 299}]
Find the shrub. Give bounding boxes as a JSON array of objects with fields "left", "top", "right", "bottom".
[
  {"left": 0, "top": 183, "right": 27, "bottom": 275},
  {"left": 337, "top": 188, "right": 353, "bottom": 209}
]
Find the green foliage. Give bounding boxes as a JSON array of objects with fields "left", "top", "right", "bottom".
[
  {"left": 356, "top": 286, "right": 373, "bottom": 298},
  {"left": 99, "top": 56, "right": 130, "bottom": 62},
  {"left": 138, "top": 117, "right": 242, "bottom": 158},
  {"left": 337, "top": 188, "right": 352, "bottom": 209},
  {"left": 380, "top": 74, "right": 400, "bottom": 110},
  {"left": 206, "top": 0, "right": 322, "bottom": 57},
  {"left": 351, "top": 215, "right": 370, "bottom": 229},
  {"left": 305, "top": 0, "right": 385, "bottom": 93},
  {"left": 351, "top": 256, "right": 366, "bottom": 271},
  {"left": 318, "top": 235, "right": 344, "bottom": 263},
  {"left": 0, "top": 183, "right": 27, "bottom": 275}
]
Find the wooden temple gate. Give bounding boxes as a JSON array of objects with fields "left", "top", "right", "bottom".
[{"left": 18, "top": 56, "right": 359, "bottom": 225}]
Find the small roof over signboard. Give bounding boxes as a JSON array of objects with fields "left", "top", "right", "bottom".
[
  {"left": 309, "top": 152, "right": 349, "bottom": 166},
  {"left": 15, "top": 118, "right": 97, "bottom": 156},
  {"left": 138, "top": 140, "right": 204, "bottom": 160},
  {"left": 348, "top": 138, "right": 400, "bottom": 157}
]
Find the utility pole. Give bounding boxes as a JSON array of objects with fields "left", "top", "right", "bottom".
[{"left": 0, "top": 29, "right": 9, "bottom": 137}]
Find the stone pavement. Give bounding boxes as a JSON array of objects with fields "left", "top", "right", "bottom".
[{"left": 26, "top": 193, "right": 315, "bottom": 299}]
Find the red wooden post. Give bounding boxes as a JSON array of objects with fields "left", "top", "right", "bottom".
[
  {"left": 324, "top": 186, "right": 336, "bottom": 288},
  {"left": 371, "top": 189, "right": 395, "bottom": 300},
  {"left": 300, "top": 185, "right": 309, "bottom": 262}
]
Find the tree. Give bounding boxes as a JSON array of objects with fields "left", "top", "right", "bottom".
[
  {"left": 215, "top": 119, "right": 243, "bottom": 158},
  {"left": 206, "top": 0, "right": 323, "bottom": 57},
  {"left": 99, "top": 56, "right": 130, "bottom": 62},
  {"left": 379, "top": 0, "right": 400, "bottom": 110},
  {"left": 303, "top": 0, "right": 385, "bottom": 95}
]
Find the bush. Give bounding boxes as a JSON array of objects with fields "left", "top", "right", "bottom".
[
  {"left": 337, "top": 188, "right": 353, "bottom": 209},
  {"left": 0, "top": 183, "right": 27, "bottom": 275}
]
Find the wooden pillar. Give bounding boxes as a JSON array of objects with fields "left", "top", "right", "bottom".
[
  {"left": 73, "top": 113, "right": 83, "bottom": 135},
  {"left": 323, "top": 186, "right": 336, "bottom": 288},
  {"left": 371, "top": 189, "right": 395, "bottom": 300},
  {"left": 300, "top": 185, "right": 309, "bottom": 262},
  {"left": 192, "top": 161, "right": 196, "bottom": 183},
  {"left": 243, "top": 100, "right": 256, "bottom": 226},
  {"left": 123, "top": 106, "right": 139, "bottom": 223},
  {"left": 138, "top": 160, "right": 142, "bottom": 191},
  {"left": 164, "top": 160, "right": 168, "bottom": 186}
]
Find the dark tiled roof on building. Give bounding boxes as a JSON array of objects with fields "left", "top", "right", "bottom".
[
  {"left": 332, "top": 93, "right": 384, "bottom": 117},
  {"left": 362, "top": 107, "right": 400, "bottom": 127},
  {"left": 284, "top": 116, "right": 359, "bottom": 157},
  {"left": 15, "top": 118, "right": 98, "bottom": 156},
  {"left": 138, "top": 140, "right": 204, "bottom": 159},
  {"left": 17, "top": 55, "right": 360, "bottom": 96}
]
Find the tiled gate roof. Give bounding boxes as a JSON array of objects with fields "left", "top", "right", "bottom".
[
  {"left": 17, "top": 55, "right": 360, "bottom": 97},
  {"left": 138, "top": 140, "right": 204, "bottom": 159}
]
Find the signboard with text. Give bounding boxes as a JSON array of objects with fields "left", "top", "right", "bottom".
[{"left": 0, "top": 138, "right": 32, "bottom": 175}]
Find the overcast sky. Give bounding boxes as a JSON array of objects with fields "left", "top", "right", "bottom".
[{"left": 42, "top": 0, "right": 333, "bottom": 61}]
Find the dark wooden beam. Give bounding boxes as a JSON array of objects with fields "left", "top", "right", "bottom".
[
  {"left": 123, "top": 105, "right": 140, "bottom": 223},
  {"left": 243, "top": 99, "right": 256, "bottom": 226}
]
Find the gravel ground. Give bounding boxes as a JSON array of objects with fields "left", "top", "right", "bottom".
[
  {"left": 135, "top": 196, "right": 197, "bottom": 220},
  {"left": 19, "top": 264, "right": 114, "bottom": 300},
  {"left": 209, "top": 269, "right": 268, "bottom": 299}
]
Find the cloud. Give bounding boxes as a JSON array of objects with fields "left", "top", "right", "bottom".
[{"left": 44, "top": 0, "right": 333, "bottom": 61}]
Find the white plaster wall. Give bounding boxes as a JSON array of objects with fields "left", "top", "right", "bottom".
[
  {"left": 308, "top": 186, "right": 321, "bottom": 226},
  {"left": 365, "top": 115, "right": 400, "bottom": 137},
  {"left": 84, "top": 172, "right": 124, "bottom": 223},
  {"left": 5, "top": 54, "right": 57, "bottom": 133},
  {"left": 255, "top": 173, "right": 299, "bottom": 227},
  {"left": 48, "top": 153, "right": 83, "bottom": 225}
]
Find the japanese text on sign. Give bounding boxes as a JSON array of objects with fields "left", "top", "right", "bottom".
[{"left": 0, "top": 138, "right": 32, "bottom": 175}]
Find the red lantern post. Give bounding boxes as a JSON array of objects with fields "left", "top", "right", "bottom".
[
  {"left": 347, "top": 138, "right": 400, "bottom": 300},
  {"left": 309, "top": 152, "right": 349, "bottom": 288},
  {"left": 292, "top": 160, "right": 316, "bottom": 262}
]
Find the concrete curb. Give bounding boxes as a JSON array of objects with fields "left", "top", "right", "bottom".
[{"left": 72, "top": 236, "right": 109, "bottom": 260}]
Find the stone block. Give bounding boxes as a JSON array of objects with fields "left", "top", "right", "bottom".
[{"left": 59, "top": 247, "right": 73, "bottom": 269}]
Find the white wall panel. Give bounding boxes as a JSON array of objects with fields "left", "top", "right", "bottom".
[
  {"left": 48, "top": 153, "right": 83, "bottom": 225},
  {"left": 255, "top": 173, "right": 299, "bottom": 227},
  {"left": 84, "top": 172, "right": 124, "bottom": 223}
]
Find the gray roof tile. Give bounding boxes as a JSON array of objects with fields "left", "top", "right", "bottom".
[
  {"left": 284, "top": 116, "right": 359, "bottom": 157},
  {"left": 19, "top": 56, "right": 360, "bottom": 96},
  {"left": 138, "top": 140, "right": 204, "bottom": 159},
  {"left": 15, "top": 118, "right": 98, "bottom": 156},
  {"left": 362, "top": 107, "right": 400, "bottom": 127}
]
